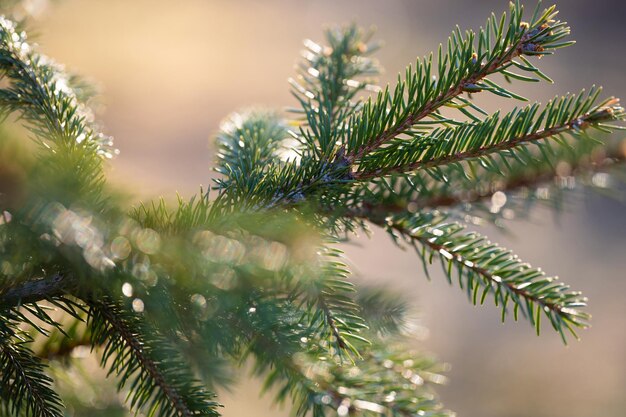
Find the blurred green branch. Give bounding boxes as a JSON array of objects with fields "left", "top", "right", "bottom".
[{"left": 0, "top": 1, "right": 625, "bottom": 417}]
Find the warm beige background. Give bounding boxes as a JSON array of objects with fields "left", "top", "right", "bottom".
[{"left": 30, "top": 1, "right": 626, "bottom": 416}]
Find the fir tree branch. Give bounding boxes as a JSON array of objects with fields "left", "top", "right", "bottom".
[
  {"left": 214, "top": 109, "right": 288, "bottom": 187},
  {"left": 0, "top": 320, "right": 64, "bottom": 417},
  {"left": 404, "top": 225, "right": 563, "bottom": 318},
  {"left": 416, "top": 152, "right": 626, "bottom": 211},
  {"left": 317, "top": 296, "right": 348, "bottom": 350},
  {"left": 0, "top": 15, "right": 114, "bottom": 211},
  {"left": 351, "top": 138, "right": 626, "bottom": 216},
  {"left": 242, "top": 305, "right": 450, "bottom": 417},
  {"left": 34, "top": 316, "right": 92, "bottom": 361},
  {"left": 345, "top": 2, "right": 570, "bottom": 162},
  {"left": 258, "top": 340, "right": 451, "bottom": 417},
  {"left": 233, "top": 281, "right": 445, "bottom": 417},
  {"left": 293, "top": 25, "right": 380, "bottom": 121},
  {"left": 290, "top": 25, "right": 381, "bottom": 156},
  {"left": 346, "top": 209, "right": 589, "bottom": 342},
  {"left": 354, "top": 94, "right": 623, "bottom": 179},
  {"left": 355, "top": 288, "right": 412, "bottom": 337},
  {"left": 1, "top": 4, "right": 624, "bottom": 416},
  {"left": 303, "top": 245, "right": 369, "bottom": 359},
  {"left": 130, "top": 199, "right": 369, "bottom": 362},
  {"left": 0, "top": 16, "right": 114, "bottom": 157},
  {"left": 87, "top": 300, "right": 220, "bottom": 417},
  {"left": 210, "top": 109, "right": 318, "bottom": 210}
]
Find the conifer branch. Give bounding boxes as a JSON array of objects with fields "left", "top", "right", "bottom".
[
  {"left": 0, "top": 15, "right": 114, "bottom": 211},
  {"left": 361, "top": 141, "right": 626, "bottom": 214},
  {"left": 317, "top": 296, "right": 348, "bottom": 349},
  {"left": 34, "top": 316, "right": 91, "bottom": 361},
  {"left": 405, "top": 225, "right": 565, "bottom": 318},
  {"left": 214, "top": 110, "right": 288, "bottom": 188},
  {"left": 348, "top": 210, "right": 589, "bottom": 342},
  {"left": 290, "top": 25, "right": 381, "bottom": 155},
  {"left": 345, "top": 1, "right": 570, "bottom": 162},
  {"left": 0, "top": 320, "right": 64, "bottom": 417},
  {"left": 355, "top": 288, "right": 412, "bottom": 336},
  {"left": 305, "top": 245, "right": 369, "bottom": 359},
  {"left": 87, "top": 300, "right": 220, "bottom": 417},
  {"left": 246, "top": 317, "right": 449, "bottom": 417},
  {"left": 211, "top": 110, "right": 327, "bottom": 210},
  {"left": 131, "top": 199, "right": 369, "bottom": 361},
  {"left": 1, "top": 3, "right": 624, "bottom": 416},
  {"left": 354, "top": 93, "right": 623, "bottom": 179},
  {"left": 0, "top": 16, "right": 113, "bottom": 157}
]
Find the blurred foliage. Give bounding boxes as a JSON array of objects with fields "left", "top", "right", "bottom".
[{"left": 0, "top": 1, "right": 625, "bottom": 417}]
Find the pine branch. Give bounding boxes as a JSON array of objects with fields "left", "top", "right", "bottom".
[
  {"left": 210, "top": 110, "right": 338, "bottom": 211},
  {"left": 211, "top": 112, "right": 356, "bottom": 213},
  {"left": 293, "top": 25, "right": 380, "bottom": 118},
  {"left": 130, "top": 199, "right": 371, "bottom": 365},
  {"left": 349, "top": 137, "right": 626, "bottom": 218},
  {"left": 0, "top": 17, "right": 114, "bottom": 157},
  {"left": 213, "top": 27, "right": 381, "bottom": 209},
  {"left": 0, "top": 320, "right": 64, "bottom": 417},
  {"left": 214, "top": 110, "right": 288, "bottom": 187},
  {"left": 349, "top": 210, "right": 589, "bottom": 342},
  {"left": 258, "top": 338, "right": 451, "bottom": 417},
  {"left": 345, "top": 1, "right": 571, "bottom": 161},
  {"left": 418, "top": 151, "right": 626, "bottom": 211},
  {"left": 0, "top": 15, "right": 115, "bottom": 212},
  {"left": 212, "top": 287, "right": 390, "bottom": 415},
  {"left": 235, "top": 277, "right": 445, "bottom": 417},
  {"left": 354, "top": 92, "right": 624, "bottom": 179},
  {"left": 0, "top": 282, "right": 83, "bottom": 343},
  {"left": 355, "top": 288, "right": 412, "bottom": 337},
  {"left": 302, "top": 245, "right": 369, "bottom": 359},
  {"left": 290, "top": 25, "right": 381, "bottom": 156},
  {"left": 1, "top": 4, "right": 624, "bottom": 417},
  {"left": 87, "top": 300, "right": 220, "bottom": 417}
]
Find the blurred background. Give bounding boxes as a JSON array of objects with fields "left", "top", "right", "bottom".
[{"left": 17, "top": 0, "right": 626, "bottom": 416}]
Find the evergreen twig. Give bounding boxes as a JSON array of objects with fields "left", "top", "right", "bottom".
[
  {"left": 87, "top": 300, "right": 220, "bottom": 417},
  {"left": 0, "top": 2, "right": 624, "bottom": 416}
]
